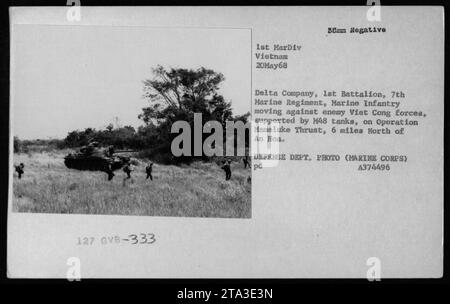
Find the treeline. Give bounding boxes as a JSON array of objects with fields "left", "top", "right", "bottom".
[
  {"left": 63, "top": 125, "right": 148, "bottom": 150},
  {"left": 14, "top": 137, "right": 65, "bottom": 153},
  {"left": 14, "top": 66, "right": 251, "bottom": 164},
  {"left": 13, "top": 125, "right": 153, "bottom": 154}
]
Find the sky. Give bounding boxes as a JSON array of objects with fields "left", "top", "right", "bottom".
[{"left": 12, "top": 25, "right": 251, "bottom": 139}]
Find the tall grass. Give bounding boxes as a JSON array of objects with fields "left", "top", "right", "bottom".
[{"left": 12, "top": 151, "right": 251, "bottom": 218}]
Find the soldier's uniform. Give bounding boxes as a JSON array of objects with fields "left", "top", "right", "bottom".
[
  {"left": 107, "top": 145, "right": 115, "bottom": 157},
  {"left": 123, "top": 163, "right": 132, "bottom": 179},
  {"left": 146, "top": 163, "right": 153, "bottom": 180},
  {"left": 106, "top": 164, "right": 115, "bottom": 181},
  {"left": 243, "top": 156, "right": 250, "bottom": 169},
  {"left": 15, "top": 163, "right": 25, "bottom": 179},
  {"left": 221, "top": 160, "right": 232, "bottom": 181}
]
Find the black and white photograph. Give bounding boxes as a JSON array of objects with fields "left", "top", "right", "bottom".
[
  {"left": 11, "top": 25, "right": 251, "bottom": 218},
  {"left": 4, "top": 5, "right": 445, "bottom": 281}
]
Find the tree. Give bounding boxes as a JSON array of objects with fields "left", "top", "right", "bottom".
[
  {"left": 139, "top": 66, "right": 235, "bottom": 162},
  {"left": 139, "top": 66, "right": 232, "bottom": 125}
]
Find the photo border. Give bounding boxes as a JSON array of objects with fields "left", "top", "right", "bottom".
[{"left": 0, "top": 0, "right": 448, "bottom": 292}]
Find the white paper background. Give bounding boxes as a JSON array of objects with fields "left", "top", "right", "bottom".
[{"left": 8, "top": 6, "right": 444, "bottom": 278}]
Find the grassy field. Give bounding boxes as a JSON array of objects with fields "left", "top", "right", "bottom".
[{"left": 12, "top": 151, "right": 251, "bottom": 218}]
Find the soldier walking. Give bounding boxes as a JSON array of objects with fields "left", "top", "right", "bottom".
[
  {"left": 221, "top": 160, "right": 232, "bottom": 181},
  {"left": 106, "top": 164, "right": 115, "bottom": 181},
  {"left": 123, "top": 162, "right": 132, "bottom": 179},
  {"left": 15, "top": 163, "right": 25, "bottom": 179},
  {"left": 243, "top": 156, "right": 250, "bottom": 169},
  {"left": 146, "top": 163, "right": 153, "bottom": 181}
]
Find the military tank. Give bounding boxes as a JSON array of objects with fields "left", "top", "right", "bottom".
[{"left": 64, "top": 142, "right": 133, "bottom": 172}]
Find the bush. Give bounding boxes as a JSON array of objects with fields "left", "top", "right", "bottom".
[{"left": 13, "top": 136, "right": 20, "bottom": 153}]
